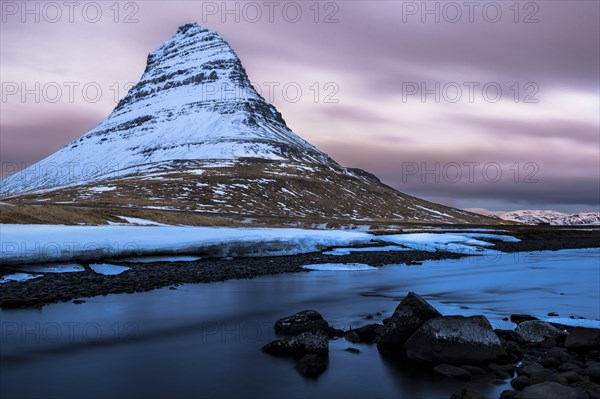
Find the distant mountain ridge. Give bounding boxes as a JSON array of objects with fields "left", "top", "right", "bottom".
[
  {"left": 0, "top": 23, "right": 497, "bottom": 225},
  {"left": 499, "top": 210, "right": 600, "bottom": 225}
]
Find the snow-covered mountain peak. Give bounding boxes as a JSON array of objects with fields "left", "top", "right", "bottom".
[
  {"left": 500, "top": 210, "right": 600, "bottom": 225},
  {"left": 1, "top": 23, "right": 335, "bottom": 196}
]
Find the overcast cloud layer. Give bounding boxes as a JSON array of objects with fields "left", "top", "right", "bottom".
[{"left": 1, "top": 0, "right": 598, "bottom": 213}]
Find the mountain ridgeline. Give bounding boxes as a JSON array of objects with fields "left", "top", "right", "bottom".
[{"left": 0, "top": 23, "right": 497, "bottom": 225}]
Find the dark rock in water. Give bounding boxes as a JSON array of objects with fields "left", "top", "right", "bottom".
[
  {"left": 515, "top": 321, "right": 563, "bottom": 347},
  {"left": 499, "top": 390, "right": 519, "bottom": 399},
  {"left": 548, "top": 312, "right": 559, "bottom": 317},
  {"left": 274, "top": 310, "right": 330, "bottom": 336},
  {"left": 347, "top": 323, "right": 383, "bottom": 344},
  {"left": 262, "top": 331, "right": 329, "bottom": 356},
  {"left": 344, "top": 347, "right": 360, "bottom": 354},
  {"left": 514, "top": 382, "right": 588, "bottom": 399},
  {"left": 448, "top": 387, "right": 488, "bottom": 399},
  {"left": 434, "top": 364, "right": 471, "bottom": 381},
  {"left": 511, "top": 314, "right": 539, "bottom": 324},
  {"left": 405, "top": 261, "right": 422, "bottom": 266},
  {"left": 344, "top": 331, "right": 360, "bottom": 343},
  {"left": 511, "top": 375, "right": 532, "bottom": 390},
  {"left": 294, "top": 354, "right": 327, "bottom": 378},
  {"left": 460, "top": 365, "right": 486, "bottom": 375},
  {"left": 565, "top": 328, "right": 600, "bottom": 351},
  {"left": 376, "top": 292, "right": 441, "bottom": 349},
  {"left": 404, "top": 315, "right": 507, "bottom": 365}
]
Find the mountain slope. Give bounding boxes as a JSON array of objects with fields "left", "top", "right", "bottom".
[
  {"left": 0, "top": 23, "right": 498, "bottom": 225},
  {"left": 500, "top": 210, "right": 600, "bottom": 226}
]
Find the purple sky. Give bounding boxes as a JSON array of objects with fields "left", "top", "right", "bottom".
[{"left": 1, "top": 0, "right": 599, "bottom": 213}]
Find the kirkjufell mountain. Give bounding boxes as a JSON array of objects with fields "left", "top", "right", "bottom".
[{"left": 0, "top": 23, "right": 495, "bottom": 224}]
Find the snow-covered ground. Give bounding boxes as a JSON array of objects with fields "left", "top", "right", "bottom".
[
  {"left": 0, "top": 225, "right": 519, "bottom": 265},
  {"left": 20, "top": 264, "right": 85, "bottom": 273},
  {"left": 89, "top": 264, "right": 130, "bottom": 275},
  {"left": 0, "top": 272, "right": 42, "bottom": 283}
]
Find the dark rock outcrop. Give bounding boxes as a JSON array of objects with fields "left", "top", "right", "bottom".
[
  {"left": 274, "top": 310, "right": 330, "bottom": 335},
  {"left": 262, "top": 331, "right": 329, "bottom": 356},
  {"left": 515, "top": 321, "right": 564, "bottom": 347},
  {"left": 376, "top": 292, "right": 442, "bottom": 349},
  {"left": 404, "top": 315, "right": 507, "bottom": 365}
]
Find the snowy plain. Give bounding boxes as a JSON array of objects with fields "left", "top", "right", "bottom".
[{"left": 0, "top": 224, "right": 520, "bottom": 265}]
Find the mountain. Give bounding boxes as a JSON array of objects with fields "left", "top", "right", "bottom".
[
  {"left": 0, "top": 23, "right": 497, "bottom": 225},
  {"left": 500, "top": 210, "right": 600, "bottom": 226}
]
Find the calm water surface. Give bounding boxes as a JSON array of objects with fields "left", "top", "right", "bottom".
[{"left": 1, "top": 248, "right": 598, "bottom": 399}]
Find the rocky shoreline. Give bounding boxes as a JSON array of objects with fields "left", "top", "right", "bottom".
[
  {"left": 0, "top": 228, "right": 598, "bottom": 309},
  {"left": 0, "top": 249, "right": 460, "bottom": 309},
  {"left": 261, "top": 293, "right": 600, "bottom": 399}
]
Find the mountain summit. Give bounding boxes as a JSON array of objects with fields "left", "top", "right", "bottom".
[
  {"left": 3, "top": 22, "right": 333, "bottom": 192},
  {"left": 0, "top": 23, "right": 495, "bottom": 224}
]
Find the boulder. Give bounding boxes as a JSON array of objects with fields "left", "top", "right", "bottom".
[
  {"left": 448, "top": 388, "right": 488, "bottom": 399},
  {"left": 560, "top": 371, "right": 583, "bottom": 384},
  {"left": 518, "top": 362, "right": 545, "bottom": 377},
  {"left": 499, "top": 390, "right": 519, "bottom": 399},
  {"left": 511, "top": 375, "right": 531, "bottom": 390},
  {"left": 565, "top": 328, "right": 600, "bottom": 351},
  {"left": 274, "top": 310, "right": 330, "bottom": 335},
  {"left": 585, "top": 366, "right": 600, "bottom": 383},
  {"left": 527, "top": 369, "right": 566, "bottom": 385},
  {"left": 344, "top": 331, "right": 360, "bottom": 343},
  {"left": 376, "top": 292, "right": 441, "bottom": 349},
  {"left": 515, "top": 382, "right": 588, "bottom": 399},
  {"left": 434, "top": 364, "right": 471, "bottom": 381},
  {"left": 515, "top": 321, "right": 563, "bottom": 347},
  {"left": 347, "top": 323, "right": 383, "bottom": 343},
  {"left": 404, "top": 315, "right": 507, "bottom": 365},
  {"left": 294, "top": 354, "right": 327, "bottom": 378},
  {"left": 460, "top": 365, "right": 486, "bottom": 375},
  {"left": 572, "top": 381, "right": 600, "bottom": 399},
  {"left": 262, "top": 331, "right": 329, "bottom": 356}
]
